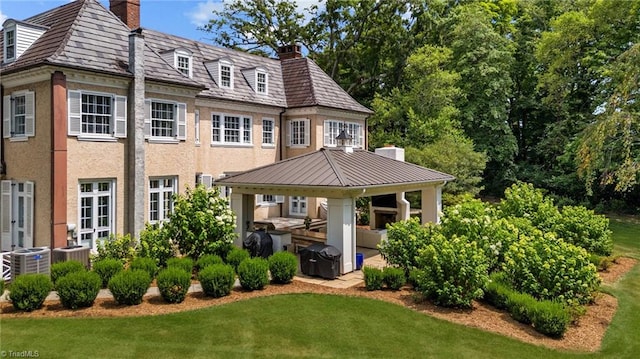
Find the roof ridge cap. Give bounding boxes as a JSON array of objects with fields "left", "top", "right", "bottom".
[
  {"left": 322, "top": 148, "right": 349, "bottom": 186},
  {"left": 304, "top": 58, "right": 318, "bottom": 106}
]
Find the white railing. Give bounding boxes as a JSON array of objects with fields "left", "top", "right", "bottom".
[{"left": 1, "top": 251, "right": 11, "bottom": 282}]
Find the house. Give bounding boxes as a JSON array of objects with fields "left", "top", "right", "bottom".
[{"left": 0, "top": 0, "right": 372, "bottom": 252}]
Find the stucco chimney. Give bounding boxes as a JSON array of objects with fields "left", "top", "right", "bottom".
[
  {"left": 110, "top": 0, "right": 140, "bottom": 30},
  {"left": 375, "top": 146, "right": 405, "bottom": 162},
  {"left": 277, "top": 44, "right": 302, "bottom": 60}
]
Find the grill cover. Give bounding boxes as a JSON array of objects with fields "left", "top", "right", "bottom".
[
  {"left": 243, "top": 230, "right": 274, "bottom": 258},
  {"left": 299, "top": 243, "right": 342, "bottom": 279}
]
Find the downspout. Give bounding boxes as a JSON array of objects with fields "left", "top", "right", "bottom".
[
  {"left": 0, "top": 85, "right": 5, "bottom": 175},
  {"left": 278, "top": 107, "right": 286, "bottom": 217}
]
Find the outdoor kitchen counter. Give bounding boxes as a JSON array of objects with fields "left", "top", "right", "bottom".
[{"left": 290, "top": 229, "right": 327, "bottom": 252}]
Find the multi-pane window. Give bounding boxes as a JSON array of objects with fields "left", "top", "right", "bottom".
[
  {"left": 323, "top": 120, "right": 364, "bottom": 148},
  {"left": 82, "top": 94, "right": 112, "bottom": 134},
  {"left": 262, "top": 118, "right": 274, "bottom": 145},
  {"left": 220, "top": 64, "right": 232, "bottom": 88},
  {"left": 151, "top": 101, "right": 175, "bottom": 137},
  {"left": 288, "top": 119, "right": 309, "bottom": 147},
  {"left": 290, "top": 196, "right": 307, "bottom": 216},
  {"left": 0, "top": 180, "right": 34, "bottom": 251},
  {"left": 211, "top": 114, "right": 252, "bottom": 145},
  {"left": 3, "top": 91, "right": 35, "bottom": 139},
  {"left": 78, "top": 181, "right": 114, "bottom": 250},
  {"left": 257, "top": 72, "right": 267, "bottom": 94},
  {"left": 149, "top": 177, "right": 176, "bottom": 223},
  {"left": 5, "top": 30, "right": 15, "bottom": 60},
  {"left": 176, "top": 55, "right": 191, "bottom": 76}
]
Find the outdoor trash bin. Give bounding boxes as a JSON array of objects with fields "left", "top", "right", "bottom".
[
  {"left": 299, "top": 243, "right": 342, "bottom": 279},
  {"left": 356, "top": 252, "right": 364, "bottom": 270}
]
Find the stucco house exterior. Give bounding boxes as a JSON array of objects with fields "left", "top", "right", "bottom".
[{"left": 0, "top": 0, "right": 372, "bottom": 252}]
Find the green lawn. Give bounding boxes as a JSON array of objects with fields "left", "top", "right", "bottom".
[{"left": 1, "top": 219, "right": 638, "bottom": 359}]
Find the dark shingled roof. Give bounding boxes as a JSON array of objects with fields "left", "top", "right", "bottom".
[{"left": 217, "top": 147, "right": 454, "bottom": 188}]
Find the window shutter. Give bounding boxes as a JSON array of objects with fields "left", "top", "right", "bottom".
[
  {"left": 303, "top": 119, "right": 310, "bottom": 146},
  {"left": 176, "top": 102, "right": 187, "bottom": 140},
  {"left": 0, "top": 180, "right": 12, "bottom": 251},
  {"left": 24, "top": 91, "right": 35, "bottom": 137},
  {"left": 323, "top": 121, "right": 330, "bottom": 147},
  {"left": 275, "top": 195, "right": 284, "bottom": 204},
  {"left": 286, "top": 120, "right": 291, "bottom": 146},
  {"left": 2, "top": 96, "right": 10, "bottom": 138},
  {"left": 144, "top": 100, "right": 151, "bottom": 138},
  {"left": 114, "top": 95, "right": 127, "bottom": 138},
  {"left": 24, "top": 181, "right": 34, "bottom": 248},
  {"left": 68, "top": 90, "right": 82, "bottom": 136}
]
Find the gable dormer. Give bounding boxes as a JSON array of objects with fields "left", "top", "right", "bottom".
[
  {"left": 2, "top": 19, "right": 48, "bottom": 63},
  {"left": 204, "top": 57, "right": 234, "bottom": 90},
  {"left": 159, "top": 47, "right": 193, "bottom": 78},
  {"left": 242, "top": 66, "right": 269, "bottom": 95}
]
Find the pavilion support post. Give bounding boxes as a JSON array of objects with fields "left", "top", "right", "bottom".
[
  {"left": 230, "top": 193, "right": 255, "bottom": 247},
  {"left": 421, "top": 185, "right": 443, "bottom": 224},
  {"left": 327, "top": 197, "right": 356, "bottom": 274},
  {"left": 396, "top": 192, "right": 410, "bottom": 221}
]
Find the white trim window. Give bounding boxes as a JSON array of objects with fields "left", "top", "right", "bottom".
[
  {"left": 219, "top": 61, "right": 234, "bottom": 89},
  {"left": 175, "top": 51, "right": 192, "bottom": 78},
  {"left": 68, "top": 90, "right": 126, "bottom": 139},
  {"left": 323, "top": 120, "right": 364, "bottom": 148},
  {"left": 3, "top": 91, "right": 35, "bottom": 139},
  {"left": 256, "top": 71, "right": 268, "bottom": 94},
  {"left": 144, "top": 99, "right": 187, "bottom": 141},
  {"left": 211, "top": 114, "right": 252, "bottom": 145},
  {"left": 256, "top": 194, "right": 284, "bottom": 207},
  {"left": 286, "top": 119, "right": 310, "bottom": 147},
  {"left": 262, "top": 118, "right": 274, "bottom": 146},
  {"left": 1, "top": 180, "right": 34, "bottom": 251},
  {"left": 78, "top": 180, "right": 115, "bottom": 250},
  {"left": 149, "top": 177, "right": 177, "bottom": 224},
  {"left": 4, "top": 29, "right": 15, "bottom": 62},
  {"left": 289, "top": 196, "right": 307, "bottom": 216}
]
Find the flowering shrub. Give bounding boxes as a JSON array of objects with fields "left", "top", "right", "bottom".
[
  {"left": 498, "top": 182, "right": 560, "bottom": 232},
  {"left": 94, "top": 233, "right": 137, "bottom": 264},
  {"left": 164, "top": 185, "right": 236, "bottom": 259},
  {"left": 502, "top": 232, "right": 600, "bottom": 305},
  {"left": 414, "top": 233, "right": 488, "bottom": 308},
  {"left": 378, "top": 218, "right": 439, "bottom": 277},
  {"left": 137, "top": 223, "right": 175, "bottom": 267},
  {"left": 554, "top": 206, "right": 613, "bottom": 256}
]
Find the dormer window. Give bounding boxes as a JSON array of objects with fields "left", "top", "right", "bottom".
[
  {"left": 256, "top": 71, "right": 267, "bottom": 94},
  {"left": 174, "top": 49, "right": 192, "bottom": 78},
  {"left": 5, "top": 30, "right": 16, "bottom": 61},
  {"left": 220, "top": 62, "right": 233, "bottom": 88}
]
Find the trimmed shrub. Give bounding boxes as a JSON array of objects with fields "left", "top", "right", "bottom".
[
  {"left": 51, "top": 260, "right": 85, "bottom": 287},
  {"left": 498, "top": 182, "right": 560, "bottom": 232},
  {"left": 362, "top": 266, "right": 384, "bottom": 291},
  {"left": 8, "top": 274, "right": 52, "bottom": 312},
  {"left": 268, "top": 251, "right": 298, "bottom": 284},
  {"left": 198, "top": 264, "right": 236, "bottom": 298},
  {"left": 92, "top": 258, "right": 123, "bottom": 288},
  {"left": 554, "top": 205, "right": 613, "bottom": 256},
  {"left": 196, "top": 254, "right": 224, "bottom": 272},
  {"left": 531, "top": 300, "right": 571, "bottom": 338},
  {"left": 502, "top": 232, "right": 600, "bottom": 305},
  {"left": 505, "top": 291, "right": 537, "bottom": 324},
  {"left": 156, "top": 267, "right": 192, "bottom": 303},
  {"left": 415, "top": 233, "right": 489, "bottom": 308},
  {"left": 137, "top": 223, "right": 175, "bottom": 267},
  {"left": 378, "top": 218, "right": 438, "bottom": 277},
  {"left": 483, "top": 272, "right": 512, "bottom": 310},
  {"left": 0, "top": 279, "right": 4, "bottom": 295},
  {"left": 129, "top": 257, "right": 158, "bottom": 281},
  {"left": 237, "top": 258, "right": 269, "bottom": 291},
  {"left": 94, "top": 233, "right": 136, "bottom": 264},
  {"left": 56, "top": 271, "right": 101, "bottom": 309},
  {"left": 382, "top": 267, "right": 405, "bottom": 290},
  {"left": 108, "top": 270, "right": 151, "bottom": 305},
  {"left": 226, "top": 247, "right": 250, "bottom": 272},
  {"left": 166, "top": 257, "right": 194, "bottom": 276}
]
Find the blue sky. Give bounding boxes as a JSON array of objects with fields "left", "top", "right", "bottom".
[{"left": 0, "top": 0, "right": 231, "bottom": 42}]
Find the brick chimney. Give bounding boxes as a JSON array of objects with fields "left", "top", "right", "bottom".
[
  {"left": 277, "top": 44, "right": 302, "bottom": 60},
  {"left": 110, "top": 0, "right": 140, "bottom": 30}
]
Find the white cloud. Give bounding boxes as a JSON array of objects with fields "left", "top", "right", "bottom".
[{"left": 186, "top": 0, "right": 225, "bottom": 28}]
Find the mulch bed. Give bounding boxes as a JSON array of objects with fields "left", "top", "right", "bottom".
[{"left": 1, "top": 257, "right": 637, "bottom": 353}]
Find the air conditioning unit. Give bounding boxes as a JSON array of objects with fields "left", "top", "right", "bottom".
[
  {"left": 11, "top": 247, "right": 51, "bottom": 277},
  {"left": 52, "top": 245, "right": 90, "bottom": 269}
]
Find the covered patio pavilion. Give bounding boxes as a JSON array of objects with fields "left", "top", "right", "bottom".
[{"left": 215, "top": 147, "right": 455, "bottom": 274}]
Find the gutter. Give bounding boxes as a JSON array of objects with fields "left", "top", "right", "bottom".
[{"left": 0, "top": 84, "right": 5, "bottom": 175}]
